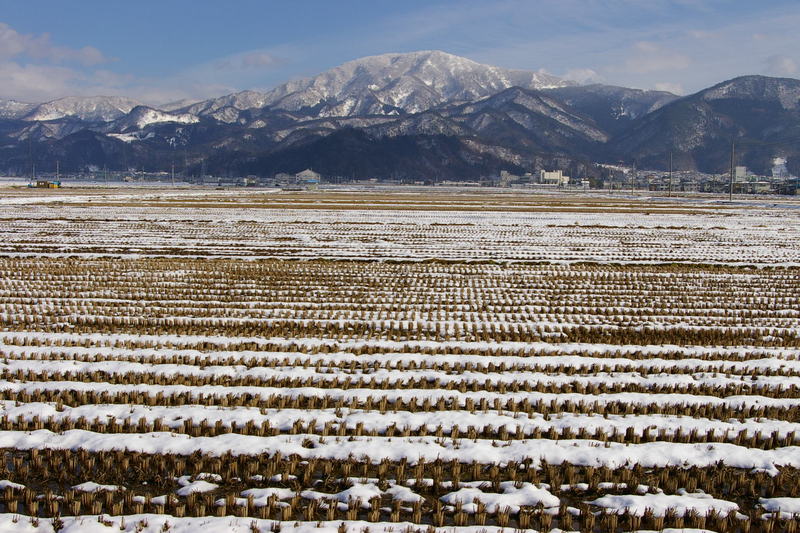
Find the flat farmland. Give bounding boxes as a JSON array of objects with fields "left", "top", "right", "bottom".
[
  {"left": 0, "top": 187, "right": 799, "bottom": 532},
  {"left": 1, "top": 188, "right": 799, "bottom": 265}
]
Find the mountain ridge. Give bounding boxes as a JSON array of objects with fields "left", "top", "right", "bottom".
[
  {"left": 171, "top": 50, "right": 577, "bottom": 123},
  {"left": 22, "top": 96, "right": 143, "bottom": 123},
  {"left": 0, "top": 51, "right": 798, "bottom": 179},
  {"left": 611, "top": 75, "right": 800, "bottom": 171}
]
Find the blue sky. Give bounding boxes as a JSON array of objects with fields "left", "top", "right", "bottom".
[{"left": 1, "top": 0, "right": 799, "bottom": 104}]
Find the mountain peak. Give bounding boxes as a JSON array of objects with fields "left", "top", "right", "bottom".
[
  {"left": 700, "top": 75, "right": 800, "bottom": 109},
  {"left": 166, "top": 51, "right": 575, "bottom": 124},
  {"left": 23, "top": 95, "right": 142, "bottom": 122},
  {"left": 0, "top": 99, "right": 36, "bottom": 120},
  {"left": 255, "top": 50, "right": 574, "bottom": 118},
  {"left": 112, "top": 105, "right": 199, "bottom": 131}
]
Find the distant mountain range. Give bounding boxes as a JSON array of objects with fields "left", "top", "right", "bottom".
[{"left": 1, "top": 50, "right": 799, "bottom": 180}]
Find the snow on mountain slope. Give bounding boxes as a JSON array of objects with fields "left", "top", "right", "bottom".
[
  {"left": 23, "top": 96, "right": 143, "bottom": 122},
  {"left": 7, "top": 51, "right": 577, "bottom": 128},
  {"left": 450, "top": 86, "right": 609, "bottom": 142},
  {"left": 701, "top": 75, "right": 800, "bottom": 109},
  {"left": 181, "top": 90, "right": 271, "bottom": 121},
  {"left": 265, "top": 50, "right": 575, "bottom": 116},
  {"left": 0, "top": 99, "right": 35, "bottom": 120},
  {"left": 181, "top": 51, "right": 575, "bottom": 123},
  {"left": 544, "top": 84, "right": 679, "bottom": 135},
  {"left": 112, "top": 106, "right": 199, "bottom": 131}
]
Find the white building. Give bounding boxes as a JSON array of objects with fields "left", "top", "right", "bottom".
[{"left": 539, "top": 169, "right": 569, "bottom": 186}]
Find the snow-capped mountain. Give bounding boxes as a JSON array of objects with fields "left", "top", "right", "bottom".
[
  {"left": 447, "top": 86, "right": 609, "bottom": 142},
  {"left": 4, "top": 49, "right": 800, "bottom": 180},
  {"left": 263, "top": 50, "right": 574, "bottom": 116},
  {"left": 23, "top": 96, "right": 143, "bottom": 122},
  {"left": 701, "top": 75, "right": 800, "bottom": 109},
  {"left": 612, "top": 75, "right": 800, "bottom": 170},
  {"left": 9, "top": 120, "right": 90, "bottom": 141},
  {"left": 109, "top": 105, "right": 199, "bottom": 132},
  {"left": 0, "top": 100, "right": 36, "bottom": 120},
  {"left": 180, "top": 50, "right": 575, "bottom": 122},
  {"left": 543, "top": 84, "right": 679, "bottom": 135},
  {"left": 181, "top": 90, "right": 272, "bottom": 123}
]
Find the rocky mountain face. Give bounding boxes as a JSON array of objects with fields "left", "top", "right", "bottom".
[{"left": 1, "top": 50, "right": 799, "bottom": 179}]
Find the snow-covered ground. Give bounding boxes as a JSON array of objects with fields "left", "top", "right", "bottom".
[
  {"left": 0, "top": 515, "right": 536, "bottom": 533},
  {"left": 0, "top": 188, "right": 797, "bottom": 264},
  {"left": 0, "top": 189, "right": 798, "bottom": 531}
]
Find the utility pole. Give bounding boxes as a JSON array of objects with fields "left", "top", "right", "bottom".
[
  {"left": 631, "top": 159, "right": 637, "bottom": 194},
  {"left": 668, "top": 151, "right": 673, "bottom": 198},
  {"left": 729, "top": 140, "right": 735, "bottom": 202},
  {"left": 56, "top": 160, "right": 59, "bottom": 182},
  {"left": 171, "top": 163, "right": 175, "bottom": 187}
]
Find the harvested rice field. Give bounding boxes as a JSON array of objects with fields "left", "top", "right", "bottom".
[{"left": 0, "top": 186, "right": 799, "bottom": 532}]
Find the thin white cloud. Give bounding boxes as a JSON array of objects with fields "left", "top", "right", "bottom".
[
  {"left": 0, "top": 21, "right": 231, "bottom": 105},
  {"left": 2, "top": 2, "right": 800, "bottom": 105},
  {"left": 0, "top": 58, "right": 232, "bottom": 105},
  {"left": 562, "top": 68, "right": 603, "bottom": 84},
  {"left": 688, "top": 29, "right": 713, "bottom": 39},
  {"left": 0, "top": 22, "right": 110, "bottom": 66},
  {"left": 215, "top": 50, "right": 281, "bottom": 71},
  {"left": 0, "top": 61, "right": 79, "bottom": 102},
  {"left": 654, "top": 82, "right": 684, "bottom": 95},
  {"left": 623, "top": 42, "right": 691, "bottom": 74},
  {"left": 0, "top": 21, "right": 127, "bottom": 103},
  {"left": 241, "top": 51, "right": 279, "bottom": 69},
  {"left": 764, "top": 54, "right": 798, "bottom": 76},
  {"left": 355, "top": 0, "right": 800, "bottom": 94}
]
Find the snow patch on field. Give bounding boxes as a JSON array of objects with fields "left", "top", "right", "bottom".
[
  {"left": 175, "top": 478, "right": 218, "bottom": 496},
  {"left": 0, "top": 429, "right": 798, "bottom": 474},
  {"left": 759, "top": 496, "right": 800, "bottom": 518},
  {"left": 589, "top": 490, "right": 739, "bottom": 517},
  {"left": 1, "top": 196, "right": 798, "bottom": 264},
  {"left": 0, "top": 515, "right": 521, "bottom": 533},
  {"left": 71, "top": 482, "right": 123, "bottom": 493},
  {"left": 440, "top": 481, "right": 559, "bottom": 513}
]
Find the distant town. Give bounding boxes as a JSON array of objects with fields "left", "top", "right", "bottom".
[{"left": 19, "top": 158, "right": 800, "bottom": 196}]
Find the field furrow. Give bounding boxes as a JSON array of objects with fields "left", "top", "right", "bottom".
[{"left": 0, "top": 189, "right": 798, "bottom": 531}]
